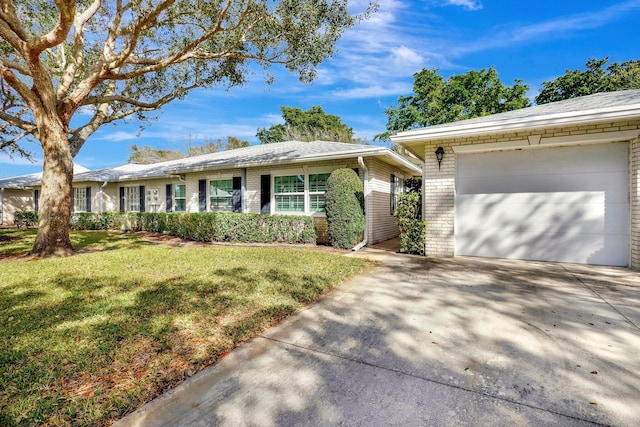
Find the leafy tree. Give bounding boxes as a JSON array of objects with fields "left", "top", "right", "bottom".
[
  {"left": 257, "top": 105, "right": 358, "bottom": 143},
  {"left": 376, "top": 67, "right": 530, "bottom": 141},
  {"left": 128, "top": 145, "right": 186, "bottom": 164},
  {"left": 224, "top": 136, "right": 251, "bottom": 150},
  {"left": 128, "top": 136, "right": 250, "bottom": 164},
  {"left": 0, "top": 0, "right": 376, "bottom": 256},
  {"left": 535, "top": 57, "right": 640, "bottom": 104}
]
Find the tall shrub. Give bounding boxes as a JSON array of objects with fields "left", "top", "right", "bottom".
[
  {"left": 395, "top": 191, "right": 426, "bottom": 255},
  {"left": 325, "top": 168, "right": 364, "bottom": 249}
]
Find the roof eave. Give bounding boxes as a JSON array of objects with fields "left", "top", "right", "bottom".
[{"left": 391, "top": 103, "right": 640, "bottom": 147}]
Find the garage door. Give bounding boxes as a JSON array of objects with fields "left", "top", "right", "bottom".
[{"left": 455, "top": 142, "right": 629, "bottom": 266}]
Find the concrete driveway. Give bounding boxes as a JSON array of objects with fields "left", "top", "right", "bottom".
[{"left": 116, "top": 250, "right": 640, "bottom": 427}]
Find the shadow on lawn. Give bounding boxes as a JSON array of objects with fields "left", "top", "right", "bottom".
[{"left": 0, "top": 262, "right": 336, "bottom": 426}]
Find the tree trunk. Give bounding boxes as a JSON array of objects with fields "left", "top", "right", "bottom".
[{"left": 31, "top": 121, "right": 74, "bottom": 257}]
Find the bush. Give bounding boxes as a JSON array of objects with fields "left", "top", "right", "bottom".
[
  {"left": 395, "top": 192, "right": 426, "bottom": 255},
  {"left": 14, "top": 211, "right": 38, "bottom": 229},
  {"left": 70, "top": 212, "right": 126, "bottom": 230},
  {"left": 69, "top": 212, "right": 316, "bottom": 244},
  {"left": 325, "top": 168, "right": 364, "bottom": 249}
]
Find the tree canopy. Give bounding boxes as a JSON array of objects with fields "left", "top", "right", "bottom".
[
  {"left": 257, "top": 105, "right": 358, "bottom": 143},
  {"left": 0, "top": 0, "right": 376, "bottom": 256},
  {"left": 535, "top": 57, "right": 640, "bottom": 104},
  {"left": 375, "top": 67, "right": 530, "bottom": 141},
  {"left": 128, "top": 136, "right": 250, "bottom": 164}
]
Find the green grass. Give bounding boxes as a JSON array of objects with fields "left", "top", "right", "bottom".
[{"left": 0, "top": 229, "right": 368, "bottom": 426}]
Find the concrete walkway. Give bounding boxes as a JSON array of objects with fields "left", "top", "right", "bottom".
[{"left": 116, "top": 250, "right": 640, "bottom": 427}]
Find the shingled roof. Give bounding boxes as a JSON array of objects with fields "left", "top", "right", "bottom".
[
  {"left": 392, "top": 89, "right": 640, "bottom": 150},
  {"left": 72, "top": 140, "right": 421, "bottom": 182}
]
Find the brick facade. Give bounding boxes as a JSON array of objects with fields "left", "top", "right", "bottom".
[{"left": 421, "top": 119, "right": 640, "bottom": 268}]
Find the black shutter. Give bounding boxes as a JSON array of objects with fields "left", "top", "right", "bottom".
[
  {"left": 232, "top": 177, "right": 242, "bottom": 213},
  {"left": 260, "top": 174, "right": 271, "bottom": 214},
  {"left": 139, "top": 186, "right": 145, "bottom": 212},
  {"left": 198, "top": 179, "right": 206, "bottom": 212},
  {"left": 86, "top": 187, "right": 92, "bottom": 212},
  {"left": 119, "top": 187, "right": 125, "bottom": 212},
  {"left": 34, "top": 189, "right": 40, "bottom": 211},
  {"left": 166, "top": 184, "right": 173, "bottom": 212},
  {"left": 390, "top": 174, "right": 396, "bottom": 215}
]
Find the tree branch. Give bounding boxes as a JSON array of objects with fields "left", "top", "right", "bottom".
[{"left": 28, "top": 0, "right": 75, "bottom": 55}]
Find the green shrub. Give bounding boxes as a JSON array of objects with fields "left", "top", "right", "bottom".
[
  {"left": 14, "top": 210, "right": 38, "bottom": 229},
  {"left": 70, "top": 212, "right": 126, "bottom": 230},
  {"left": 395, "top": 192, "right": 426, "bottom": 255},
  {"left": 325, "top": 168, "right": 364, "bottom": 249},
  {"left": 68, "top": 212, "right": 316, "bottom": 244}
]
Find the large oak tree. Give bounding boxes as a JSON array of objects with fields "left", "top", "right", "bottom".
[{"left": 0, "top": 0, "right": 375, "bottom": 256}]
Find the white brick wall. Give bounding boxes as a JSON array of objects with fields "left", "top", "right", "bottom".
[
  {"left": 0, "top": 189, "right": 32, "bottom": 225},
  {"left": 421, "top": 119, "right": 640, "bottom": 268}
]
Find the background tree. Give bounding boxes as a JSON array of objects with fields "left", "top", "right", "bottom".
[
  {"left": 0, "top": 0, "right": 376, "bottom": 256},
  {"left": 257, "top": 105, "right": 359, "bottom": 143},
  {"left": 128, "top": 136, "right": 251, "bottom": 164},
  {"left": 375, "top": 67, "right": 530, "bottom": 141},
  {"left": 535, "top": 57, "right": 640, "bottom": 104}
]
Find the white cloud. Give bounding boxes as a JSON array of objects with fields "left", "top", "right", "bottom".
[
  {"left": 443, "top": 0, "right": 482, "bottom": 10},
  {"left": 330, "top": 82, "right": 413, "bottom": 100},
  {"left": 390, "top": 46, "right": 424, "bottom": 67},
  {"left": 93, "top": 131, "right": 140, "bottom": 142}
]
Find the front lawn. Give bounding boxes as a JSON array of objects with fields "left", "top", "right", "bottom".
[{"left": 0, "top": 230, "right": 368, "bottom": 426}]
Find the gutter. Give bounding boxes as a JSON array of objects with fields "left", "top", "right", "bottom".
[
  {"left": 99, "top": 181, "right": 108, "bottom": 213},
  {"left": 352, "top": 156, "right": 369, "bottom": 251}
]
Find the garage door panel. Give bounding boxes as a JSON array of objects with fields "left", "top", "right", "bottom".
[
  {"left": 455, "top": 142, "right": 629, "bottom": 266},
  {"left": 457, "top": 144, "right": 629, "bottom": 178},
  {"left": 457, "top": 193, "right": 629, "bottom": 235},
  {"left": 458, "top": 172, "right": 628, "bottom": 202},
  {"left": 456, "top": 229, "right": 629, "bottom": 265}
]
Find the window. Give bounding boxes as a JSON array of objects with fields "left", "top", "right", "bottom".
[
  {"left": 125, "top": 186, "right": 140, "bottom": 212},
  {"left": 210, "top": 179, "right": 233, "bottom": 212},
  {"left": 309, "top": 173, "right": 330, "bottom": 213},
  {"left": 275, "top": 175, "right": 305, "bottom": 213},
  {"left": 73, "top": 187, "right": 87, "bottom": 212},
  {"left": 174, "top": 184, "right": 186, "bottom": 212}
]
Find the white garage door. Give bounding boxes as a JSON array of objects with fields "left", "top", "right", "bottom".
[{"left": 455, "top": 142, "right": 629, "bottom": 266}]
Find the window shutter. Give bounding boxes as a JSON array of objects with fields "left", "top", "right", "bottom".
[
  {"left": 86, "top": 187, "right": 92, "bottom": 212},
  {"left": 232, "top": 177, "right": 242, "bottom": 213},
  {"left": 166, "top": 184, "right": 173, "bottom": 212},
  {"left": 390, "top": 174, "right": 396, "bottom": 215},
  {"left": 119, "top": 187, "right": 125, "bottom": 212},
  {"left": 260, "top": 174, "right": 271, "bottom": 214},
  {"left": 139, "top": 186, "right": 145, "bottom": 212},
  {"left": 34, "top": 189, "right": 40, "bottom": 211},
  {"left": 198, "top": 179, "right": 206, "bottom": 212}
]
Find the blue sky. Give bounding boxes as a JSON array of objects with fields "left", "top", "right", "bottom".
[{"left": 2, "top": 0, "right": 640, "bottom": 177}]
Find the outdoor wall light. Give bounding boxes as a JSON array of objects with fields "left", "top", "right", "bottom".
[{"left": 435, "top": 146, "right": 445, "bottom": 170}]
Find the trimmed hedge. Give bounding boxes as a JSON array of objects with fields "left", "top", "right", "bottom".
[
  {"left": 395, "top": 192, "right": 426, "bottom": 255},
  {"left": 14, "top": 210, "right": 38, "bottom": 229},
  {"left": 325, "top": 168, "right": 364, "bottom": 249},
  {"left": 68, "top": 212, "right": 317, "bottom": 244}
]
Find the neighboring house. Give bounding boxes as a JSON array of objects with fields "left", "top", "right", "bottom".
[
  {"left": 0, "top": 173, "right": 38, "bottom": 226},
  {"left": 27, "top": 141, "right": 420, "bottom": 245},
  {"left": 393, "top": 89, "right": 640, "bottom": 268},
  {"left": 0, "top": 164, "right": 90, "bottom": 226}
]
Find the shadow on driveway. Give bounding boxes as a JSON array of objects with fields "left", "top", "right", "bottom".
[{"left": 116, "top": 253, "right": 640, "bottom": 426}]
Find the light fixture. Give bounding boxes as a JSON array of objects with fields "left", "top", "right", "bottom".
[{"left": 435, "top": 146, "right": 445, "bottom": 170}]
